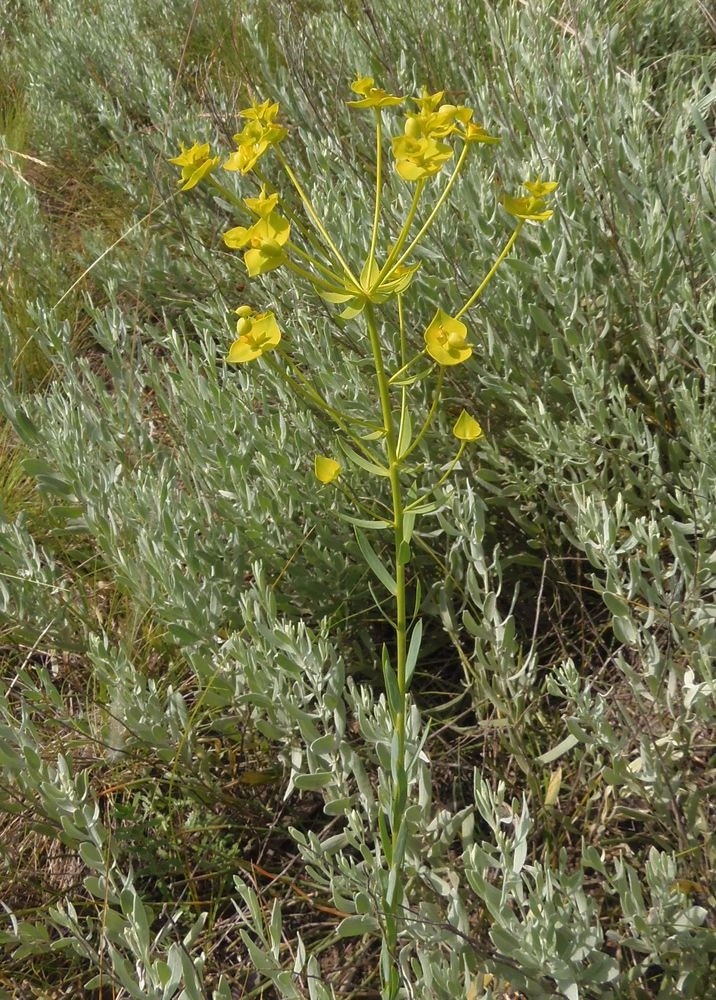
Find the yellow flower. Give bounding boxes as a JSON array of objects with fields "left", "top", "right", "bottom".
[
  {"left": 463, "top": 122, "right": 500, "bottom": 144},
  {"left": 453, "top": 410, "right": 483, "bottom": 441},
  {"left": 226, "top": 306, "right": 281, "bottom": 363},
  {"left": 224, "top": 102, "right": 287, "bottom": 175},
  {"left": 405, "top": 88, "right": 473, "bottom": 140},
  {"left": 392, "top": 134, "right": 453, "bottom": 181},
  {"left": 243, "top": 187, "right": 280, "bottom": 218},
  {"left": 424, "top": 309, "right": 472, "bottom": 366},
  {"left": 168, "top": 142, "right": 220, "bottom": 191},
  {"left": 314, "top": 455, "right": 342, "bottom": 484},
  {"left": 523, "top": 177, "right": 559, "bottom": 198},
  {"left": 347, "top": 76, "right": 403, "bottom": 108},
  {"left": 501, "top": 178, "right": 558, "bottom": 223},
  {"left": 239, "top": 99, "right": 282, "bottom": 124},
  {"left": 223, "top": 126, "right": 270, "bottom": 174},
  {"left": 500, "top": 195, "right": 553, "bottom": 222},
  {"left": 411, "top": 88, "right": 446, "bottom": 115},
  {"left": 223, "top": 212, "right": 291, "bottom": 277}
]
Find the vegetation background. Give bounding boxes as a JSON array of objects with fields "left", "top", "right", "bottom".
[{"left": 0, "top": 0, "right": 714, "bottom": 997}]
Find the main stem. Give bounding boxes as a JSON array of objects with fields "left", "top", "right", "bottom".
[{"left": 365, "top": 305, "right": 408, "bottom": 1000}]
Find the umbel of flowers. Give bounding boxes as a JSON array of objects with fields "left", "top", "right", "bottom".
[{"left": 170, "top": 77, "right": 556, "bottom": 1000}]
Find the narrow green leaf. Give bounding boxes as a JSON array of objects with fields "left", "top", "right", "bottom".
[
  {"left": 529, "top": 304, "right": 557, "bottom": 336},
  {"left": 612, "top": 616, "right": 638, "bottom": 645},
  {"left": 360, "top": 256, "right": 379, "bottom": 287},
  {"left": 339, "top": 440, "right": 390, "bottom": 477},
  {"left": 324, "top": 796, "right": 352, "bottom": 815},
  {"left": 382, "top": 647, "right": 401, "bottom": 715},
  {"left": 535, "top": 733, "right": 580, "bottom": 765},
  {"left": 355, "top": 528, "right": 397, "bottom": 595},
  {"left": 167, "top": 624, "right": 202, "bottom": 646},
  {"left": 402, "top": 510, "right": 416, "bottom": 545},
  {"left": 10, "top": 408, "right": 40, "bottom": 444},
  {"left": 602, "top": 591, "right": 630, "bottom": 618},
  {"left": 412, "top": 579, "right": 423, "bottom": 619},
  {"left": 378, "top": 810, "right": 392, "bottom": 865},
  {"left": 354, "top": 892, "right": 371, "bottom": 914},
  {"left": 397, "top": 406, "right": 412, "bottom": 458},
  {"left": 404, "top": 499, "right": 442, "bottom": 516},
  {"left": 78, "top": 842, "right": 105, "bottom": 871},
  {"left": 336, "top": 512, "right": 391, "bottom": 530},
  {"left": 405, "top": 619, "right": 423, "bottom": 686},
  {"left": 368, "top": 581, "right": 397, "bottom": 628}
]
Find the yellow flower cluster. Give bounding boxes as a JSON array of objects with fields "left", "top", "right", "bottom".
[
  {"left": 167, "top": 79, "right": 556, "bottom": 407},
  {"left": 392, "top": 88, "right": 498, "bottom": 181},
  {"left": 224, "top": 100, "right": 287, "bottom": 175},
  {"left": 346, "top": 76, "right": 404, "bottom": 108},
  {"left": 343, "top": 80, "right": 498, "bottom": 182},
  {"left": 167, "top": 142, "right": 219, "bottom": 191},
  {"left": 406, "top": 88, "right": 473, "bottom": 139},
  {"left": 502, "top": 178, "right": 558, "bottom": 222},
  {"left": 223, "top": 187, "right": 291, "bottom": 277}
]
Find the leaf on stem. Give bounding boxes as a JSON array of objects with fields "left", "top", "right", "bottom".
[
  {"left": 355, "top": 528, "right": 397, "bottom": 595},
  {"left": 405, "top": 618, "right": 423, "bottom": 686}
]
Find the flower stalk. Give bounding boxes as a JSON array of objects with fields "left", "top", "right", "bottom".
[{"left": 169, "top": 79, "right": 557, "bottom": 1000}]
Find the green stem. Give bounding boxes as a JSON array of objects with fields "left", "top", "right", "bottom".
[
  {"left": 388, "top": 350, "right": 428, "bottom": 386},
  {"left": 287, "top": 241, "right": 347, "bottom": 285},
  {"left": 455, "top": 221, "right": 524, "bottom": 319},
  {"left": 275, "top": 147, "right": 358, "bottom": 285},
  {"left": 265, "top": 353, "right": 382, "bottom": 463},
  {"left": 368, "top": 110, "right": 383, "bottom": 271},
  {"left": 377, "top": 180, "right": 425, "bottom": 282},
  {"left": 364, "top": 304, "right": 408, "bottom": 1000},
  {"left": 389, "top": 141, "right": 471, "bottom": 274},
  {"left": 401, "top": 368, "right": 444, "bottom": 461},
  {"left": 396, "top": 295, "right": 409, "bottom": 460},
  {"left": 207, "top": 176, "right": 247, "bottom": 212},
  {"left": 397, "top": 294, "right": 407, "bottom": 368},
  {"left": 405, "top": 441, "right": 466, "bottom": 512}
]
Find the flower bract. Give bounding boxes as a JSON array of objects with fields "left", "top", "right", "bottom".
[
  {"left": 405, "top": 87, "right": 472, "bottom": 140},
  {"left": 316, "top": 260, "right": 420, "bottom": 319},
  {"left": 168, "top": 142, "right": 220, "bottom": 191},
  {"left": 223, "top": 212, "right": 291, "bottom": 277},
  {"left": 502, "top": 178, "right": 558, "bottom": 223},
  {"left": 243, "top": 187, "right": 280, "bottom": 218},
  {"left": 463, "top": 122, "right": 500, "bottom": 144},
  {"left": 392, "top": 134, "right": 453, "bottom": 181},
  {"left": 240, "top": 99, "right": 282, "bottom": 124},
  {"left": 424, "top": 309, "right": 472, "bottom": 366},
  {"left": 314, "top": 455, "right": 342, "bottom": 484},
  {"left": 453, "top": 410, "right": 483, "bottom": 441},
  {"left": 523, "top": 177, "right": 559, "bottom": 198},
  {"left": 226, "top": 307, "right": 281, "bottom": 363},
  {"left": 347, "top": 76, "right": 403, "bottom": 108}
]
